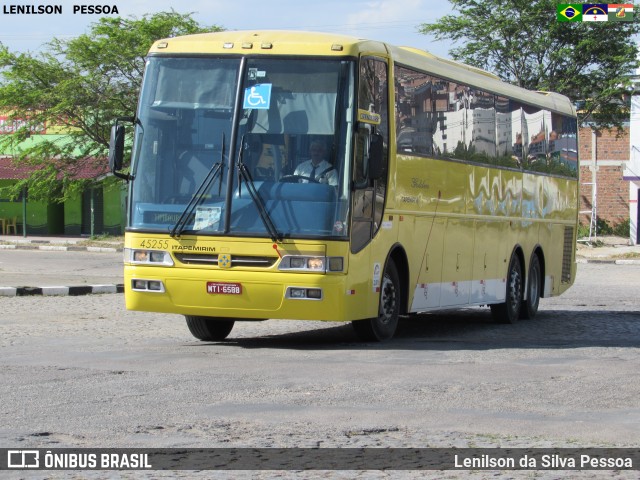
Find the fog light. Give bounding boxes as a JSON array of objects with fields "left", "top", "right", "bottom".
[
  {"left": 306, "top": 288, "right": 322, "bottom": 299},
  {"left": 286, "top": 287, "right": 323, "bottom": 300},
  {"left": 289, "top": 288, "right": 306, "bottom": 298},
  {"left": 132, "top": 279, "right": 165, "bottom": 292}
]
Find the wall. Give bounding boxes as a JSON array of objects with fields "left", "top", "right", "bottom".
[
  {"left": 64, "top": 183, "right": 126, "bottom": 236},
  {"left": 102, "top": 182, "right": 126, "bottom": 235},
  {"left": 578, "top": 126, "right": 630, "bottom": 228},
  {"left": 63, "top": 192, "right": 82, "bottom": 235},
  {"left": 0, "top": 179, "right": 49, "bottom": 234},
  {"left": 1, "top": 178, "right": 125, "bottom": 236}
]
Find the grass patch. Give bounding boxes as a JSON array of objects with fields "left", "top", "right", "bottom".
[
  {"left": 76, "top": 235, "right": 124, "bottom": 247},
  {"left": 612, "top": 252, "right": 640, "bottom": 259}
]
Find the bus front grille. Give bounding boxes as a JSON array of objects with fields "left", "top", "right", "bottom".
[{"left": 174, "top": 253, "right": 277, "bottom": 268}]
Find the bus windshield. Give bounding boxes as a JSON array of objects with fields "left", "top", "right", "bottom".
[{"left": 129, "top": 56, "right": 355, "bottom": 239}]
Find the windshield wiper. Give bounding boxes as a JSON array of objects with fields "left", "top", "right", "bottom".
[
  {"left": 236, "top": 137, "right": 282, "bottom": 242},
  {"left": 170, "top": 135, "right": 226, "bottom": 238}
]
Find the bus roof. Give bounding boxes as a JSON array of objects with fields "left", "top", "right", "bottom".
[
  {"left": 149, "top": 30, "right": 576, "bottom": 118},
  {"left": 148, "top": 30, "right": 385, "bottom": 57}
]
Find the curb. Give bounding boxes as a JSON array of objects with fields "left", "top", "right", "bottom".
[
  {"left": 576, "top": 258, "right": 640, "bottom": 265},
  {"left": 0, "top": 284, "right": 125, "bottom": 297},
  {"left": 0, "top": 244, "right": 122, "bottom": 252}
]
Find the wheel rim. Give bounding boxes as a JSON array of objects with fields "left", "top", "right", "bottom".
[
  {"left": 529, "top": 261, "right": 540, "bottom": 305},
  {"left": 379, "top": 274, "right": 397, "bottom": 324},
  {"left": 507, "top": 261, "right": 522, "bottom": 317}
]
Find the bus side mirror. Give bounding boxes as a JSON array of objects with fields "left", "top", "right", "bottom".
[
  {"left": 368, "top": 132, "right": 384, "bottom": 180},
  {"left": 109, "top": 125, "right": 125, "bottom": 172},
  {"left": 108, "top": 117, "right": 134, "bottom": 181}
]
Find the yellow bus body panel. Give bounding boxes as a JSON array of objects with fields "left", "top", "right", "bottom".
[
  {"left": 124, "top": 233, "right": 378, "bottom": 322},
  {"left": 392, "top": 154, "right": 578, "bottom": 310}
]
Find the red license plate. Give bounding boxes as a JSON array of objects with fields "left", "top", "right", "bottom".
[{"left": 206, "top": 282, "right": 242, "bottom": 295}]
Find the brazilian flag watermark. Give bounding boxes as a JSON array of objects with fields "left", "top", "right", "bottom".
[{"left": 557, "top": 4, "right": 583, "bottom": 21}]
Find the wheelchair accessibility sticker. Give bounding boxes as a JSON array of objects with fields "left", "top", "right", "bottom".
[{"left": 243, "top": 84, "right": 272, "bottom": 109}]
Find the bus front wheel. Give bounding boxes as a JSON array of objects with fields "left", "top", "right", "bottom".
[
  {"left": 490, "top": 254, "right": 523, "bottom": 324},
  {"left": 185, "top": 316, "right": 235, "bottom": 341},
  {"left": 352, "top": 260, "right": 400, "bottom": 341}
]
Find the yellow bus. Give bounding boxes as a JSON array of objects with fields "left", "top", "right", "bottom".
[{"left": 109, "top": 31, "right": 579, "bottom": 342}]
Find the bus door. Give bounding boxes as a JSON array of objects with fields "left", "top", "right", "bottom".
[
  {"left": 351, "top": 56, "right": 389, "bottom": 254},
  {"left": 350, "top": 56, "right": 390, "bottom": 314}
]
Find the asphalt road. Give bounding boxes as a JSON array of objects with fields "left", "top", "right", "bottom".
[
  {"left": 0, "top": 260, "right": 639, "bottom": 479},
  {"left": 0, "top": 249, "right": 123, "bottom": 288}
]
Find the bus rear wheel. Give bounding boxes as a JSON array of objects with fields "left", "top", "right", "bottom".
[
  {"left": 520, "top": 254, "right": 541, "bottom": 320},
  {"left": 185, "top": 316, "right": 235, "bottom": 341},
  {"left": 352, "top": 260, "right": 400, "bottom": 341},
  {"left": 490, "top": 253, "right": 523, "bottom": 324}
]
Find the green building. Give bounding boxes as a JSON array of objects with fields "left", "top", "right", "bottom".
[{"left": 0, "top": 134, "right": 126, "bottom": 236}]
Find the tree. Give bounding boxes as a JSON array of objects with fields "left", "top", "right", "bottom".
[
  {"left": 0, "top": 11, "right": 221, "bottom": 202},
  {"left": 418, "top": 0, "right": 640, "bottom": 128}
]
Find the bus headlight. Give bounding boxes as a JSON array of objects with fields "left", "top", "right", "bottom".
[
  {"left": 125, "top": 248, "right": 174, "bottom": 266},
  {"left": 279, "top": 256, "right": 344, "bottom": 273},
  {"left": 307, "top": 257, "right": 324, "bottom": 270}
]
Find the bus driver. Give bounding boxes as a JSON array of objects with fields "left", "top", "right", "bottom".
[{"left": 293, "top": 141, "right": 338, "bottom": 186}]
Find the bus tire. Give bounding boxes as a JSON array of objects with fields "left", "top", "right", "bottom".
[
  {"left": 490, "top": 253, "right": 523, "bottom": 324},
  {"left": 185, "top": 316, "right": 235, "bottom": 341},
  {"left": 352, "top": 260, "right": 400, "bottom": 341},
  {"left": 520, "top": 254, "right": 541, "bottom": 320}
]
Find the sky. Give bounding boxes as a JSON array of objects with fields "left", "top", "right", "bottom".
[{"left": 0, "top": 0, "right": 454, "bottom": 58}]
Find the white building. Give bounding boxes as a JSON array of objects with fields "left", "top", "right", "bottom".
[{"left": 624, "top": 67, "right": 640, "bottom": 245}]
